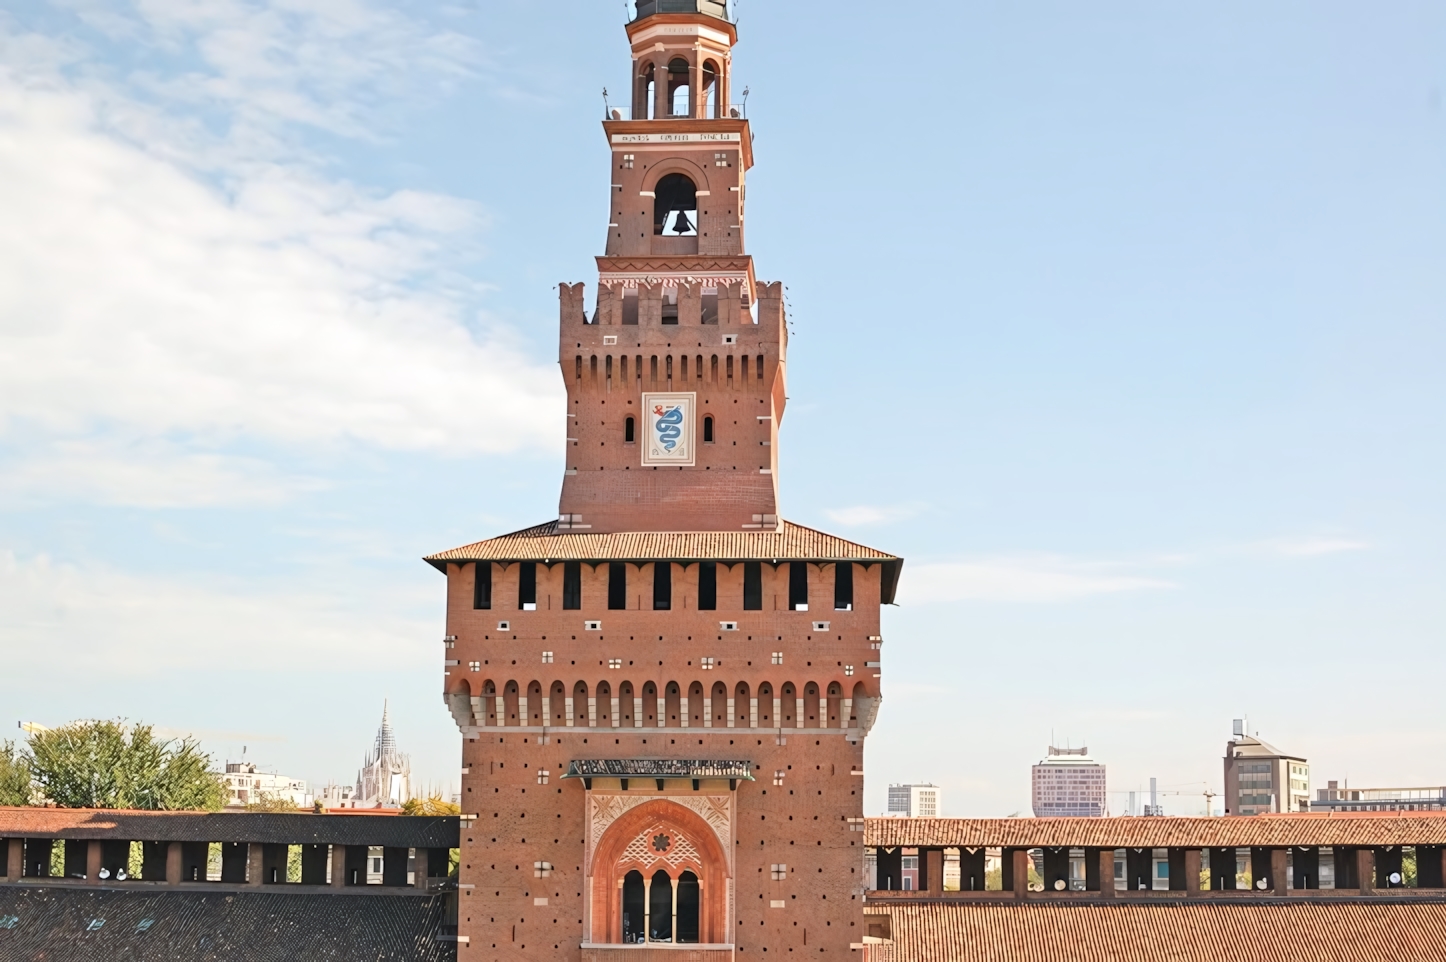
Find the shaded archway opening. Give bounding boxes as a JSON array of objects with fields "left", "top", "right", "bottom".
[
  {"left": 677, "top": 870, "right": 700, "bottom": 942},
  {"left": 622, "top": 870, "right": 645, "bottom": 943},
  {"left": 654, "top": 173, "right": 697, "bottom": 236}
]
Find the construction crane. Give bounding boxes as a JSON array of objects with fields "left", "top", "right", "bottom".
[{"left": 17, "top": 721, "right": 48, "bottom": 734}]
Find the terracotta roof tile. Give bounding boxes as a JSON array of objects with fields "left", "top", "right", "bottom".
[
  {"left": 866, "top": 901, "right": 1446, "bottom": 962},
  {"left": 0, "top": 808, "right": 458, "bottom": 848},
  {"left": 865, "top": 813, "right": 1446, "bottom": 849},
  {"left": 425, "top": 520, "right": 900, "bottom": 565}
]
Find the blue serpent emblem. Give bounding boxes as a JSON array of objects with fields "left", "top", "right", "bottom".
[{"left": 653, "top": 405, "right": 684, "bottom": 451}]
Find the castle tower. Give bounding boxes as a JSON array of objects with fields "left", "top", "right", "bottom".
[{"left": 427, "top": 4, "right": 901, "bottom": 957}]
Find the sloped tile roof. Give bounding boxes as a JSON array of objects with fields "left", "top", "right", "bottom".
[
  {"left": 0, "top": 808, "right": 458, "bottom": 848},
  {"left": 0, "top": 887, "right": 454, "bottom": 962},
  {"left": 866, "top": 901, "right": 1446, "bottom": 962},
  {"left": 865, "top": 813, "right": 1446, "bottom": 849},
  {"left": 425, "top": 520, "right": 900, "bottom": 565}
]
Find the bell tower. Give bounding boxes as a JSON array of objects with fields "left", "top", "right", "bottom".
[
  {"left": 558, "top": 0, "right": 782, "bottom": 535},
  {"left": 429, "top": 4, "right": 902, "bottom": 961}
]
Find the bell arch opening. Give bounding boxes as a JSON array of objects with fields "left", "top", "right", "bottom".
[{"left": 654, "top": 173, "right": 698, "bottom": 237}]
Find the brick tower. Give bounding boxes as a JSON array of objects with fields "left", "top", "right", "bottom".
[{"left": 426, "top": 3, "right": 902, "bottom": 958}]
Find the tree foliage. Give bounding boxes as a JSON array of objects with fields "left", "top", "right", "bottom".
[
  {"left": 401, "top": 792, "right": 461, "bottom": 817},
  {"left": 25, "top": 720, "right": 226, "bottom": 811},
  {"left": 0, "top": 740, "right": 31, "bottom": 806}
]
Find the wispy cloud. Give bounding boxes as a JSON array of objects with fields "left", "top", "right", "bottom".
[
  {"left": 900, "top": 556, "right": 1174, "bottom": 604},
  {"left": 1257, "top": 536, "right": 1369, "bottom": 558},
  {"left": 0, "top": 4, "right": 559, "bottom": 508},
  {"left": 0, "top": 439, "right": 328, "bottom": 508},
  {"left": 823, "top": 502, "right": 927, "bottom": 526},
  {"left": 0, "top": 550, "right": 433, "bottom": 674}
]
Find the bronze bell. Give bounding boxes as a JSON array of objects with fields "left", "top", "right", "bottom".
[{"left": 670, "top": 209, "right": 694, "bottom": 234}]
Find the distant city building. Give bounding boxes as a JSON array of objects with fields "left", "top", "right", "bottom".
[
  {"left": 315, "top": 782, "right": 357, "bottom": 809},
  {"left": 1223, "top": 723, "right": 1309, "bottom": 815},
  {"left": 354, "top": 701, "right": 411, "bottom": 808},
  {"left": 1032, "top": 746, "right": 1107, "bottom": 817},
  {"left": 888, "top": 783, "right": 942, "bottom": 818},
  {"left": 220, "top": 761, "right": 310, "bottom": 810},
  {"left": 1313, "top": 781, "right": 1446, "bottom": 813}
]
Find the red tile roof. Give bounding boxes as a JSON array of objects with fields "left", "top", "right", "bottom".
[
  {"left": 865, "top": 901, "right": 1446, "bottom": 962},
  {"left": 865, "top": 813, "right": 1446, "bottom": 849},
  {"left": 425, "top": 520, "right": 900, "bottom": 565}
]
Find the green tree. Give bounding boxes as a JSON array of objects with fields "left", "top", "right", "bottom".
[
  {"left": 25, "top": 720, "right": 225, "bottom": 811},
  {"left": 0, "top": 740, "right": 31, "bottom": 806}
]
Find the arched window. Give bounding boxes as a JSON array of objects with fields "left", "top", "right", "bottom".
[
  {"left": 667, "top": 58, "right": 690, "bottom": 117},
  {"left": 703, "top": 416, "right": 713, "bottom": 443},
  {"left": 622, "top": 871, "right": 645, "bottom": 943},
  {"left": 654, "top": 174, "right": 697, "bottom": 237},
  {"left": 649, "top": 870, "right": 674, "bottom": 941},
  {"left": 676, "top": 871, "right": 700, "bottom": 942},
  {"left": 625, "top": 417, "right": 635, "bottom": 443},
  {"left": 702, "top": 60, "right": 720, "bottom": 119}
]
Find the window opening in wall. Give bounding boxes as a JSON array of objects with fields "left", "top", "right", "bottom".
[
  {"left": 756, "top": 354, "right": 764, "bottom": 379},
  {"left": 743, "top": 561, "right": 762, "bottom": 610},
  {"left": 563, "top": 561, "right": 582, "bottom": 610},
  {"left": 667, "top": 58, "right": 690, "bottom": 117},
  {"left": 676, "top": 871, "right": 701, "bottom": 943},
  {"left": 662, "top": 287, "right": 679, "bottom": 325},
  {"left": 789, "top": 562, "right": 808, "bottom": 611},
  {"left": 649, "top": 869, "right": 674, "bottom": 942},
  {"left": 740, "top": 355, "right": 749, "bottom": 381},
  {"left": 625, "top": 417, "right": 636, "bottom": 443},
  {"left": 622, "top": 871, "right": 645, "bottom": 943},
  {"left": 518, "top": 562, "right": 537, "bottom": 610},
  {"left": 772, "top": 652, "right": 783, "bottom": 665},
  {"left": 698, "top": 561, "right": 717, "bottom": 610},
  {"left": 622, "top": 289, "right": 639, "bottom": 325},
  {"left": 703, "top": 416, "right": 714, "bottom": 443},
  {"left": 835, "top": 562, "right": 854, "bottom": 611},
  {"left": 701, "top": 287, "right": 719, "bottom": 325},
  {"left": 654, "top": 562, "right": 672, "bottom": 611},
  {"left": 608, "top": 562, "right": 628, "bottom": 610},
  {"left": 474, "top": 563, "right": 492, "bottom": 610},
  {"left": 654, "top": 173, "right": 697, "bottom": 236},
  {"left": 542, "top": 651, "right": 554, "bottom": 664},
  {"left": 622, "top": 153, "right": 635, "bottom": 169}
]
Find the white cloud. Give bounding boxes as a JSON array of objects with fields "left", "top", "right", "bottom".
[
  {"left": 0, "top": 438, "right": 329, "bottom": 507},
  {"left": 1259, "top": 537, "right": 1369, "bottom": 558},
  {"left": 823, "top": 502, "right": 927, "bottom": 526},
  {"left": 900, "top": 556, "right": 1174, "bottom": 604},
  {"left": 0, "top": 6, "right": 561, "bottom": 507},
  {"left": 0, "top": 550, "right": 432, "bottom": 674}
]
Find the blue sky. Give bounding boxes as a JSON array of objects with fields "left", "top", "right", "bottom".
[{"left": 1, "top": 0, "right": 1442, "bottom": 815}]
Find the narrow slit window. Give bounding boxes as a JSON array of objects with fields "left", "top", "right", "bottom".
[
  {"left": 625, "top": 417, "right": 636, "bottom": 443},
  {"left": 703, "top": 416, "right": 714, "bottom": 443},
  {"left": 701, "top": 288, "right": 719, "bottom": 325},
  {"left": 698, "top": 561, "right": 717, "bottom": 610},
  {"left": 743, "top": 561, "right": 762, "bottom": 610},
  {"left": 473, "top": 563, "right": 492, "bottom": 610},
  {"left": 741, "top": 355, "right": 749, "bottom": 381},
  {"left": 608, "top": 562, "right": 628, "bottom": 610},
  {"left": 696, "top": 354, "right": 704, "bottom": 380},
  {"left": 727, "top": 355, "right": 734, "bottom": 381},
  {"left": 518, "top": 562, "right": 537, "bottom": 610},
  {"left": 757, "top": 354, "right": 764, "bottom": 379},
  {"left": 653, "top": 562, "right": 672, "bottom": 611},
  {"left": 834, "top": 562, "right": 854, "bottom": 611},
  {"left": 563, "top": 561, "right": 582, "bottom": 610}
]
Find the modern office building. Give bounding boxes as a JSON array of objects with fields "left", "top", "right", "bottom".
[
  {"left": 1223, "top": 726, "right": 1309, "bottom": 815},
  {"left": 1032, "top": 747, "right": 1107, "bottom": 818},
  {"left": 1313, "top": 781, "right": 1446, "bottom": 813},
  {"left": 888, "top": 784, "right": 942, "bottom": 818}
]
